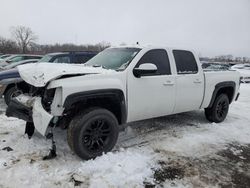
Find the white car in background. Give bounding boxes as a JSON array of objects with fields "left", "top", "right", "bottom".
[{"left": 231, "top": 64, "right": 250, "bottom": 83}]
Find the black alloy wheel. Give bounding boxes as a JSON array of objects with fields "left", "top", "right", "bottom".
[
  {"left": 205, "top": 94, "right": 229, "bottom": 123},
  {"left": 82, "top": 118, "right": 112, "bottom": 152},
  {"left": 67, "top": 108, "right": 119, "bottom": 160}
]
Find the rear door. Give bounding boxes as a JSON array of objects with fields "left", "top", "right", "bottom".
[{"left": 172, "top": 50, "right": 204, "bottom": 113}]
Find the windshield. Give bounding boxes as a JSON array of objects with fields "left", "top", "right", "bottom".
[
  {"left": 38, "top": 55, "right": 53, "bottom": 62},
  {"left": 85, "top": 48, "right": 141, "bottom": 70}
]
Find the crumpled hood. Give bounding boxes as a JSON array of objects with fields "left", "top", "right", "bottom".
[{"left": 18, "top": 63, "right": 114, "bottom": 87}]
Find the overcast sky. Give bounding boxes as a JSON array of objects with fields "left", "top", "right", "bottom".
[{"left": 0, "top": 0, "right": 249, "bottom": 57}]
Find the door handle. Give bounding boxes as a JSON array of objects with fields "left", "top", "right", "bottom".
[
  {"left": 163, "top": 80, "right": 174, "bottom": 86},
  {"left": 193, "top": 79, "right": 202, "bottom": 84}
]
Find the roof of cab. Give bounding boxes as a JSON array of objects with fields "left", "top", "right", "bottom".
[{"left": 109, "top": 45, "right": 195, "bottom": 52}]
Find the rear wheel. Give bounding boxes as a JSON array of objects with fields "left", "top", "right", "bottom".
[
  {"left": 4, "top": 87, "right": 23, "bottom": 105},
  {"left": 205, "top": 94, "right": 229, "bottom": 123},
  {"left": 67, "top": 108, "right": 119, "bottom": 160}
]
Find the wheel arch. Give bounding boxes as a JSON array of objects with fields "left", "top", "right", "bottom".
[
  {"left": 3, "top": 81, "right": 30, "bottom": 95},
  {"left": 208, "top": 81, "right": 236, "bottom": 108},
  {"left": 63, "top": 89, "right": 127, "bottom": 125}
]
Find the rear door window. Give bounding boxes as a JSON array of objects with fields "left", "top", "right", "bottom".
[{"left": 173, "top": 50, "right": 198, "bottom": 74}]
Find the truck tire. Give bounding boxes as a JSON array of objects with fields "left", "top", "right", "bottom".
[
  {"left": 205, "top": 94, "right": 229, "bottom": 123},
  {"left": 67, "top": 108, "right": 119, "bottom": 160},
  {"left": 4, "top": 87, "right": 23, "bottom": 105}
]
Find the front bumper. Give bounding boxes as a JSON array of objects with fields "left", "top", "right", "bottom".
[{"left": 6, "top": 96, "right": 53, "bottom": 136}]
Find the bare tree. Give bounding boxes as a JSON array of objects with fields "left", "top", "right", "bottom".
[
  {"left": 0, "top": 36, "right": 19, "bottom": 54},
  {"left": 11, "top": 26, "right": 37, "bottom": 53}
]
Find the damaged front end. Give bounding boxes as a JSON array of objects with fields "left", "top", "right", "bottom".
[
  {"left": 6, "top": 78, "right": 58, "bottom": 134},
  {"left": 6, "top": 87, "right": 60, "bottom": 160},
  {"left": 6, "top": 94, "right": 54, "bottom": 137},
  {"left": 5, "top": 62, "right": 108, "bottom": 136}
]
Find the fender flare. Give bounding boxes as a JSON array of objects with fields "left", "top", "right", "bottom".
[
  {"left": 208, "top": 81, "right": 236, "bottom": 108},
  {"left": 63, "top": 89, "right": 127, "bottom": 124}
]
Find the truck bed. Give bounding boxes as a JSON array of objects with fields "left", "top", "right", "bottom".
[{"left": 201, "top": 70, "right": 240, "bottom": 108}]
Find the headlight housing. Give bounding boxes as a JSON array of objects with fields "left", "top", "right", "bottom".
[{"left": 42, "top": 88, "right": 56, "bottom": 111}]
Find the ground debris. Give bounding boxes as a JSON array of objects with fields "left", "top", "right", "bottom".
[
  {"left": 152, "top": 160, "right": 185, "bottom": 186},
  {"left": 70, "top": 174, "right": 84, "bottom": 187},
  {"left": 143, "top": 182, "right": 155, "bottom": 188},
  {"left": 2, "top": 146, "right": 13, "bottom": 152},
  {"left": 218, "top": 143, "right": 250, "bottom": 163},
  {"left": 154, "top": 166, "right": 184, "bottom": 183},
  {"left": 231, "top": 171, "right": 250, "bottom": 188},
  {"left": 29, "top": 159, "right": 36, "bottom": 164},
  {"left": 0, "top": 132, "right": 9, "bottom": 135}
]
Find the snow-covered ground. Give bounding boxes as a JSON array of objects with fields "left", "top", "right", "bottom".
[{"left": 0, "top": 84, "right": 250, "bottom": 188}]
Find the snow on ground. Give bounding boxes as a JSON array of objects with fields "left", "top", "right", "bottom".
[{"left": 0, "top": 84, "right": 250, "bottom": 188}]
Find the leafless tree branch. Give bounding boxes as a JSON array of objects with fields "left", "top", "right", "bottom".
[{"left": 11, "top": 25, "right": 38, "bottom": 53}]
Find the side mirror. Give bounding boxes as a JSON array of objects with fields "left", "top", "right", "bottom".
[{"left": 133, "top": 63, "right": 157, "bottom": 78}]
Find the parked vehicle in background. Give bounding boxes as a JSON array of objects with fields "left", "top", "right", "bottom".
[
  {"left": 6, "top": 46, "right": 241, "bottom": 160},
  {"left": 0, "top": 59, "right": 40, "bottom": 71},
  {"left": 231, "top": 63, "right": 250, "bottom": 70},
  {"left": 202, "top": 62, "right": 230, "bottom": 70},
  {"left": 0, "top": 51, "right": 98, "bottom": 105},
  {"left": 0, "top": 69, "right": 21, "bottom": 104},
  {"left": 0, "top": 54, "right": 11, "bottom": 62},
  {"left": 38, "top": 51, "right": 98, "bottom": 64},
  {"left": 0, "top": 54, "right": 42, "bottom": 68},
  {"left": 231, "top": 63, "right": 250, "bottom": 83}
]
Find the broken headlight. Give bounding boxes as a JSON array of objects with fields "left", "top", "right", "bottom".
[{"left": 42, "top": 88, "right": 56, "bottom": 111}]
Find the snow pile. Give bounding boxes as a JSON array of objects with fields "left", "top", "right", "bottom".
[{"left": 74, "top": 149, "right": 155, "bottom": 188}]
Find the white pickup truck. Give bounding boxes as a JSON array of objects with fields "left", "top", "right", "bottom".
[{"left": 6, "top": 46, "right": 240, "bottom": 160}]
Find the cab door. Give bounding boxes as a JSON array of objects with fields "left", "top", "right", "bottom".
[
  {"left": 172, "top": 50, "right": 204, "bottom": 113},
  {"left": 127, "top": 49, "right": 176, "bottom": 122}
]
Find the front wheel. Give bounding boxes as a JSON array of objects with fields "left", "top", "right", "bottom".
[
  {"left": 67, "top": 108, "right": 119, "bottom": 160},
  {"left": 205, "top": 94, "right": 229, "bottom": 123}
]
